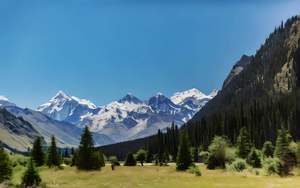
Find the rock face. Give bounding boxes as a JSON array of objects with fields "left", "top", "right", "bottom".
[
  {"left": 222, "top": 55, "right": 254, "bottom": 89},
  {"left": 37, "top": 89, "right": 217, "bottom": 142}
]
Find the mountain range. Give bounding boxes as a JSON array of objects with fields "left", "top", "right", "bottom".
[
  {"left": 0, "top": 88, "right": 217, "bottom": 150},
  {"left": 37, "top": 88, "right": 217, "bottom": 142}
]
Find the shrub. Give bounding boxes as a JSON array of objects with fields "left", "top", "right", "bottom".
[
  {"left": 225, "top": 147, "right": 237, "bottom": 164},
  {"left": 124, "top": 152, "right": 136, "bottom": 166},
  {"left": 230, "top": 158, "right": 247, "bottom": 172},
  {"left": 187, "top": 165, "right": 202, "bottom": 176},
  {"left": 63, "top": 158, "right": 72, "bottom": 165},
  {"left": 262, "top": 157, "right": 283, "bottom": 175},
  {"left": 205, "top": 136, "right": 229, "bottom": 169}
]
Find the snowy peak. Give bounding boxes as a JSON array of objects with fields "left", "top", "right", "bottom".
[
  {"left": 53, "top": 90, "right": 71, "bottom": 100},
  {"left": 0, "top": 95, "right": 9, "bottom": 101},
  {"left": 118, "top": 93, "right": 141, "bottom": 104},
  {"left": 37, "top": 90, "right": 99, "bottom": 122},
  {"left": 0, "top": 95, "right": 16, "bottom": 107},
  {"left": 170, "top": 88, "right": 209, "bottom": 105}
]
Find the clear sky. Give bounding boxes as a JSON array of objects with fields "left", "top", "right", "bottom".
[{"left": 1, "top": 0, "right": 300, "bottom": 109}]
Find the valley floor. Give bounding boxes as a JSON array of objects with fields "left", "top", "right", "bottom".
[{"left": 4, "top": 163, "right": 300, "bottom": 187}]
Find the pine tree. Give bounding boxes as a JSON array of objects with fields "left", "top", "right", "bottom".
[
  {"left": 261, "top": 141, "right": 274, "bottom": 158},
  {"left": 124, "top": 152, "right": 136, "bottom": 166},
  {"left": 236, "top": 127, "right": 252, "bottom": 159},
  {"left": 247, "top": 147, "right": 261, "bottom": 168},
  {"left": 176, "top": 129, "right": 192, "bottom": 171},
  {"left": 64, "top": 147, "right": 69, "bottom": 158},
  {"left": 46, "top": 135, "right": 61, "bottom": 167},
  {"left": 31, "top": 137, "right": 46, "bottom": 166},
  {"left": 136, "top": 149, "right": 147, "bottom": 166},
  {"left": 71, "top": 150, "right": 77, "bottom": 167},
  {"left": 0, "top": 145, "right": 12, "bottom": 183},
  {"left": 76, "top": 126, "right": 100, "bottom": 170},
  {"left": 21, "top": 158, "right": 42, "bottom": 187},
  {"left": 274, "top": 127, "right": 295, "bottom": 176}
]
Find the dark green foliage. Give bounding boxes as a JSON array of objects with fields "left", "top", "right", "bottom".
[
  {"left": 21, "top": 158, "right": 42, "bottom": 187},
  {"left": 247, "top": 148, "right": 261, "bottom": 168},
  {"left": 274, "top": 127, "right": 295, "bottom": 176},
  {"left": 63, "top": 158, "right": 72, "bottom": 165},
  {"left": 64, "top": 147, "right": 69, "bottom": 158},
  {"left": 136, "top": 149, "right": 147, "bottom": 166},
  {"left": 124, "top": 152, "right": 136, "bottom": 166},
  {"left": 30, "top": 137, "right": 46, "bottom": 166},
  {"left": 236, "top": 127, "right": 252, "bottom": 159},
  {"left": 76, "top": 126, "right": 101, "bottom": 170},
  {"left": 176, "top": 129, "right": 192, "bottom": 171},
  {"left": 71, "top": 150, "right": 77, "bottom": 167},
  {"left": 46, "top": 135, "right": 61, "bottom": 167},
  {"left": 205, "top": 136, "right": 228, "bottom": 169},
  {"left": 0, "top": 145, "right": 12, "bottom": 183},
  {"left": 261, "top": 141, "right": 274, "bottom": 158},
  {"left": 231, "top": 159, "right": 246, "bottom": 172}
]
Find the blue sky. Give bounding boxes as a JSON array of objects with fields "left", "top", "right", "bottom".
[{"left": 1, "top": 0, "right": 300, "bottom": 109}]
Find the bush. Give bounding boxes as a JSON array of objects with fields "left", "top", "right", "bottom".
[
  {"left": 124, "top": 152, "right": 136, "bottom": 166},
  {"left": 262, "top": 157, "right": 283, "bottom": 175},
  {"left": 187, "top": 165, "right": 202, "bottom": 176},
  {"left": 63, "top": 158, "right": 72, "bottom": 165},
  {"left": 225, "top": 147, "right": 237, "bottom": 164},
  {"left": 229, "top": 158, "right": 247, "bottom": 172}
]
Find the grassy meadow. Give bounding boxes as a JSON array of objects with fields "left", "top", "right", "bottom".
[{"left": 4, "top": 159, "right": 300, "bottom": 188}]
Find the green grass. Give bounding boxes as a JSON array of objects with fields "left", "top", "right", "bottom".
[{"left": 3, "top": 162, "right": 300, "bottom": 187}]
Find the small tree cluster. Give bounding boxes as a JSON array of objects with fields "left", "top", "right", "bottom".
[{"left": 136, "top": 149, "right": 147, "bottom": 166}]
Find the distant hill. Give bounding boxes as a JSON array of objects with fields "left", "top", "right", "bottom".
[{"left": 0, "top": 108, "right": 44, "bottom": 152}]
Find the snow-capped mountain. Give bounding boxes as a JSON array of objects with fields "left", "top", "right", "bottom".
[
  {"left": 0, "top": 96, "right": 16, "bottom": 107},
  {"left": 38, "top": 89, "right": 217, "bottom": 142},
  {"left": 37, "top": 90, "right": 102, "bottom": 124}
]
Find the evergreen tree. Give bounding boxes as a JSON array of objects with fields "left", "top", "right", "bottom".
[
  {"left": 30, "top": 137, "right": 46, "bottom": 166},
  {"left": 236, "top": 127, "right": 252, "bottom": 159},
  {"left": 136, "top": 149, "right": 147, "bottom": 166},
  {"left": 261, "top": 141, "right": 274, "bottom": 158},
  {"left": 247, "top": 147, "right": 261, "bottom": 168},
  {"left": 46, "top": 135, "right": 61, "bottom": 167},
  {"left": 0, "top": 145, "right": 12, "bottom": 183},
  {"left": 274, "top": 127, "right": 295, "bottom": 176},
  {"left": 71, "top": 150, "right": 77, "bottom": 167},
  {"left": 176, "top": 129, "right": 192, "bottom": 171},
  {"left": 21, "top": 158, "right": 42, "bottom": 187},
  {"left": 64, "top": 147, "right": 69, "bottom": 158},
  {"left": 76, "top": 126, "right": 100, "bottom": 170},
  {"left": 124, "top": 152, "right": 136, "bottom": 166}
]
